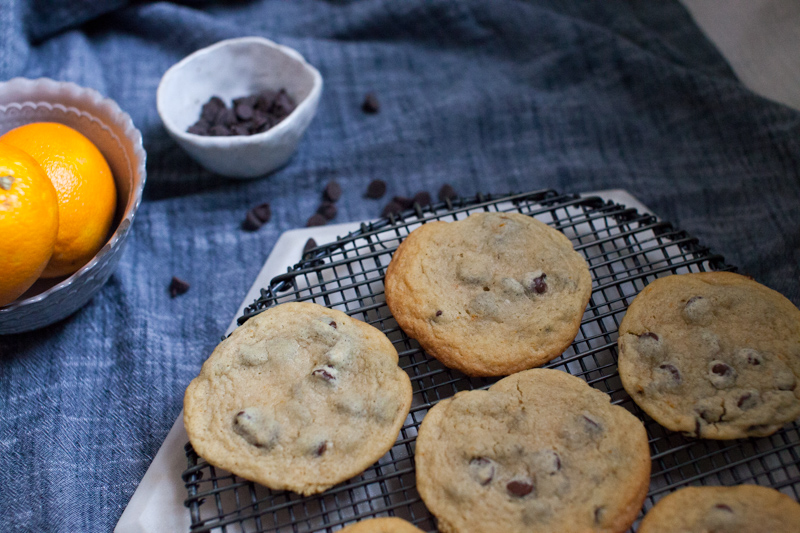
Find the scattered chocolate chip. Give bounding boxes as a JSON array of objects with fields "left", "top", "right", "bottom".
[
  {"left": 714, "top": 503, "right": 734, "bottom": 513},
  {"left": 438, "top": 183, "right": 458, "bottom": 201},
  {"left": 169, "top": 276, "right": 190, "bottom": 298},
  {"left": 242, "top": 210, "right": 263, "bottom": 231},
  {"left": 312, "top": 367, "right": 336, "bottom": 383},
  {"left": 382, "top": 201, "right": 403, "bottom": 217},
  {"left": 735, "top": 348, "right": 763, "bottom": 367},
  {"left": 639, "top": 332, "right": 659, "bottom": 341},
  {"left": 659, "top": 363, "right": 682, "bottom": 382},
  {"left": 362, "top": 92, "right": 380, "bottom": 114},
  {"left": 306, "top": 213, "right": 328, "bottom": 227},
  {"left": 315, "top": 441, "right": 329, "bottom": 456},
  {"left": 469, "top": 457, "right": 495, "bottom": 485},
  {"left": 0, "top": 175, "right": 14, "bottom": 190},
  {"left": 252, "top": 203, "right": 272, "bottom": 223},
  {"left": 594, "top": 506, "right": 605, "bottom": 524},
  {"left": 531, "top": 273, "right": 547, "bottom": 294},
  {"left": 329, "top": 321, "right": 337, "bottom": 329},
  {"left": 365, "top": 179, "right": 387, "bottom": 199},
  {"left": 436, "top": 310, "right": 443, "bottom": 317},
  {"left": 686, "top": 296, "right": 703, "bottom": 306},
  {"left": 506, "top": 480, "right": 534, "bottom": 497},
  {"left": 317, "top": 201, "right": 337, "bottom": 220},
  {"left": 323, "top": 181, "right": 342, "bottom": 202},
  {"left": 412, "top": 191, "right": 432, "bottom": 206},
  {"left": 303, "top": 238, "right": 317, "bottom": 257},
  {"left": 392, "top": 196, "right": 414, "bottom": 209},
  {"left": 187, "top": 121, "right": 210, "bottom": 136}
]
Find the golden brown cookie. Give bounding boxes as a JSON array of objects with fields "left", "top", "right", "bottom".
[
  {"left": 184, "top": 302, "right": 413, "bottom": 495},
  {"left": 415, "top": 369, "right": 651, "bottom": 533},
  {"left": 338, "top": 517, "right": 425, "bottom": 533},
  {"left": 618, "top": 272, "right": 800, "bottom": 439},
  {"left": 384, "top": 212, "right": 591, "bottom": 376},
  {"left": 638, "top": 485, "right": 800, "bottom": 533}
]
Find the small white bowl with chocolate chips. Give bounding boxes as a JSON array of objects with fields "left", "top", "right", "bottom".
[{"left": 157, "top": 36, "right": 322, "bottom": 178}]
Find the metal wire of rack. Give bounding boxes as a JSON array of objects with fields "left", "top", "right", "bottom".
[{"left": 182, "top": 189, "right": 800, "bottom": 532}]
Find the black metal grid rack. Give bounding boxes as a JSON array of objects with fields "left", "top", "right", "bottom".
[{"left": 182, "top": 190, "right": 800, "bottom": 532}]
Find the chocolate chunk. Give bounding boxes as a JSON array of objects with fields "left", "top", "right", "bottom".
[
  {"left": 315, "top": 441, "right": 329, "bottom": 456},
  {"left": 362, "top": 92, "right": 380, "bottom": 114},
  {"left": 200, "top": 96, "right": 225, "bottom": 122},
  {"left": 392, "top": 196, "right": 414, "bottom": 209},
  {"left": 306, "top": 213, "right": 328, "bottom": 227},
  {"left": 708, "top": 360, "right": 737, "bottom": 389},
  {"left": 169, "top": 276, "right": 190, "bottom": 298},
  {"left": 382, "top": 201, "right": 403, "bottom": 217},
  {"left": 469, "top": 457, "right": 495, "bottom": 485},
  {"left": 531, "top": 273, "right": 547, "bottom": 294},
  {"left": 256, "top": 89, "right": 279, "bottom": 111},
  {"left": 594, "top": 506, "right": 605, "bottom": 524},
  {"left": 582, "top": 414, "right": 602, "bottom": 433},
  {"left": 435, "top": 310, "right": 443, "bottom": 317},
  {"left": 303, "top": 238, "right": 317, "bottom": 257},
  {"left": 272, "top": 89, "right": 296, "bottom": 118},
  {"left": 214, "top": 107, "right": 237, "bottom": 127},
  {"left": 323, "top": 181, "right": 342, "bottom": 202},
  {"left": 365, "top": 179, "right": 387, "bottom": 199},
  {"left": 235, "top": 102, "right": 254, "bottom": 121},
  {"left": 329, "top": 321, "right": 337, "bottom": 329},
  {"left": 312, "top": 366, "right": 337, "bottom": 382},
  {"left": 734, "top": 348, "right": 763, "bottom": 367},
  {"left": 699, "top": 409, "right": 721, "bottom": 423},
  {"left": 209, "top": 124, "right": 231, "bottom": 136},
  {"left": 640, "top": 332, "right": 659, "bottom": 341},
  {"left": 412, "top": 191, "right": 432, "bottom": 206},
  {"left": 438, "top": 183, "right": 458, "bottom": 201},
  {"left": 187, "top": 120, "right": 210, "bottom": 136},
  {"left": 737, "top": 392, "right": 758, "bottom": 409},
  {"left": 506, "top": 479, "right": 534, "bottom": 497},
  {"left": 233, "top": 409, "right": 279, "bottom": 449},
  {"left": 317, "top": 201, "right": 337, "bottom": 220},
  {"left": 659, "top": 363, "right": 682, "bottom": 382},
  {"left": 714, "top": 504, "right": 733, "bottom": 512},
  {"left": 682, "top": 295, "right": 712, "bottom": 325}
]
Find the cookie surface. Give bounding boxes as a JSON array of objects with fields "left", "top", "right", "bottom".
[
  {"left": 338, "top": 517, "right": 425, "bottom": 533},
  {"left": 184, "top": 302, "right": 413, "bottom": 495},
  {"left": 618, "top": 272, "right": 800, "bottom": 439},
  {"left": 638, "top": 485, "right": 800, "bottom": 533},
  {"left": 384, "top": 212, "right": 591, "bottom": 376},
  {"left": 415, "top": 369, "right": 650, "bottom": 533}
]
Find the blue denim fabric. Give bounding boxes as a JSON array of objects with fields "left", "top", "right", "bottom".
[{"left": 1, "top": 1, "right": 799, "bottom": 531}]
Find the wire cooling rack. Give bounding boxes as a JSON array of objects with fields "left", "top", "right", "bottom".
[{"left": 182, "top": 190, "right": 800, "bottom": 532}]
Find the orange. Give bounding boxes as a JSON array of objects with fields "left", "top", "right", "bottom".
[
  {"left": 0, "top": 122, "right": 117, "bottom": 278},
  {"left": 0, "top": 142, "right": 60, "bottom": 306}
]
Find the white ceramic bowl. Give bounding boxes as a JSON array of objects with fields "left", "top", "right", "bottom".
[
  {"left": 157, "top": 36, "right": 323, "bottom": 178},
  {"left": 0, "top": 78, "right": 146, "bottom": 334}
]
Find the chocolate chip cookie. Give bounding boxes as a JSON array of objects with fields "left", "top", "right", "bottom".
[
  {"left": 184, "top": 302, "right": 413, "bottom": 495},
  {"left": 639, "top": 485, "right": 800, "bottom": 532},
  {"left": 384, "top": 212, "right": 591, "bottom": 376},
  {"left": 339, "top": 517, "right": 425, "bottom": 533},
  {"left": 415, "top": 369, "right": 650, "bottom": 533},
  {"left": 618, "top": 272, "right": 800, "bottom": 439}
]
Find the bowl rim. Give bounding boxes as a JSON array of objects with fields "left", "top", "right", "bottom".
[
  {"left": 156, "top": 36, "right": 323, "bottom": 147},
  {"left": 0, "top": 77, "right": 147, "bottom": 312}
]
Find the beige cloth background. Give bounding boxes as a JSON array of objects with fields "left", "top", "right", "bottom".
[{"left": 681, "top": 0, "right": 800, "bottom": 111}]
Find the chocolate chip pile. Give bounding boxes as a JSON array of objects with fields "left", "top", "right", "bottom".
[
  {"left": 380, "top": 183, "right": 458, "bottom": 217},
  {"left": 187, "top": 89, "right": 297, "bottom": 137}
]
